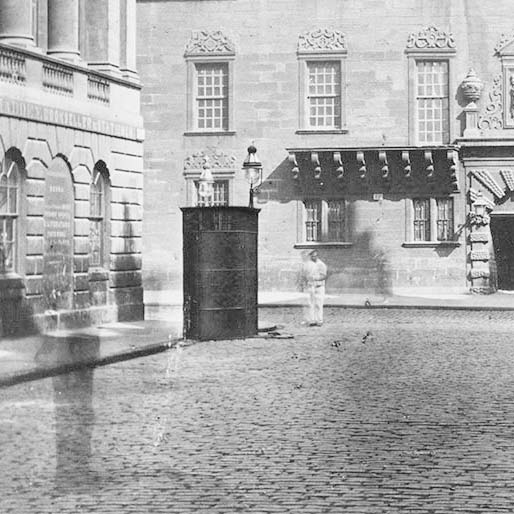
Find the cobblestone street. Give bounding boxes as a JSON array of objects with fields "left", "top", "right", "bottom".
[{"left": 3, "top": 308, "right": 514, "bottom": 513}]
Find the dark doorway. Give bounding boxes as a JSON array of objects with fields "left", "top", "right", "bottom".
[{"left": 491, "top": 215, "right": 514, "bottom": 290}]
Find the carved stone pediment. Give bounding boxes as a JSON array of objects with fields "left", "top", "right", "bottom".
[
  {"left": 184, "top": 149, "right": 237, "bottom": 174},
  {"left": 495, "top": 34, "right": 514, "bottom": 56},
  {"left": 477, "top": 32, "right": 514, "bottom": 130},
  {"left": 184, "top": 30, "right": 235, "bottom": 57},
  {"left": 478, "top": 74, "right": 503, "bottom": 130},
  {"left": 406, "top": 25, "right": 456, "bottom": 51},
  {"left": 297, "top": 28, "right": 347, "bottom": 54}
]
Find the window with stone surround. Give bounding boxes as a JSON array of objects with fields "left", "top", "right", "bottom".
[
  {"left": 297, "top": 29, "right": 347, "bottom": 133},
  {"left": 184, "top": 30, "right": 235, "bottom": 135},
  {"left": 411, "top": 197, "right": 454, "bottom": 243},
  {"left": 301, "top": 199, "right": 347, "bottom": 243},
  {"left": 0, "top": 157, "right": 19, "bottom": 273},
  {"left": 89, "top": 163, "right": 109, "bottom": 268},
  {"left": 405, "top": 26, "right": 456, "bottom": 145}
]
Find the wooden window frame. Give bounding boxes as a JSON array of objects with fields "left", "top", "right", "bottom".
[
  {"left": 193, "top": 179, "right": 230, "bottom": 207},
  {"left": 0, "top": 158, "right": 19, "bottom": 274},
  {"left": 404, "top": 196, "right": 459, "bottom": 247},
  {"left": 185, "top": 56, "right": 235, "bottom": 135},
  {"left": 406, "top": 48, "right": 456, "bottom": 146},
  {"left": 295, "top": 199, "right": 352, "bottom": 248},
  {"left": 297, "top": 52, "right": 347, "bottom": 134},
  {"left": 89, "top": 166, "right": 110, "bottom": 270}
]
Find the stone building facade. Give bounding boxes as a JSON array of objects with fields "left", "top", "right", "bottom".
[
  {"left": 0, "top": 0, "right": 144, "bottom": 336},
  {"left": 137, "top": 0, "right": 514, "bottom": 298}
]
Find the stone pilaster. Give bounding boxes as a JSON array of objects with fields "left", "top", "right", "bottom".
[
  {"left": 120, "top": 0, "right": 139, "bottom": 82},
  {"left": 469, "top": 196, "right": 494, "bottom": 293},
  {"left": 463, "top": 102, "right": 480, "bottom": 137},
  {"left": 85, "top": 0, "right": 121, "bottom": 76},
  {"left": 47, "top": 0, "right": 80, "bottom": 62},
  {"left": 0, "top": 0, "right": 35, "bottom": 48}
]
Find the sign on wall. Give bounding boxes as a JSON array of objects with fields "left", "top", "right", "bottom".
[{"left": 42, "top": 158, "right": 74, "bottom": 311}]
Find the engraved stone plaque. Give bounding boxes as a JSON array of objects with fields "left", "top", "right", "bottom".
[{"left": 42, "top": 159, "right": 74, "bottom": 311}]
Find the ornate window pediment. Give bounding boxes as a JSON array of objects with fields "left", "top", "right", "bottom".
[
  {"left": 184, "top": 30, "right": 235, "bottom": 57},
  {"left": 297, "top": 28, "right": 347, "bottom": 55},
  {"left": 184, "top": 149, "right": 236, "bottom": 175},
  {"left": 495, "top": 34, "right": 514, "bottom": 56},
  {"left": 405, "top": 25, "right": 456, "bottom": 52}
]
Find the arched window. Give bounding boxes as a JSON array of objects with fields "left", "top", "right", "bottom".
[
  {"left": 89, "top": 163, "right": 108, "bottom": 268},
  {"left": 0, "top": 157, "right": 19, "bottom": 273}
]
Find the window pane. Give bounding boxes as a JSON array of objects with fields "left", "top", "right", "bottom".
[
  {"left": 413, "top": 198, "right": 430, "bottom": 241},
  {"left": 307, "top": 61, "right": 341, "bottom": 129},
  {"left": 416, "top": 61, "right": 449, "bottom": 144},
  {"left": 89, "top": 169, "right": 106, "bottom": 266},
  {"left": 196, "top": 63, "right": 228, "bottom": 131},
  {"left": 0, "top": 160, "right": 18, "bottom": 215},
  {"left": 194, "top": 180, "right": 229, "bottom": 207},
  {"left": 436, "top": 197, "right": 453, "bottom": 241},
  {"left": 0, "top": 182, "right": 7, "bottom": 214},
  {"left": 0, "top": 217, "right": 15, "bottom": 272},
  {"left": 304, "top": 200, "right": 321, "bottom": 242},
  {"left": 327, "top": 200, "right": 345, "bottom": 241},
  {"left": 89, "top": 220, "right": 102, "bottom": 267}
]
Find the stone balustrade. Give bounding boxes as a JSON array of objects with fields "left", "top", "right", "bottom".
[
  {"left": 0, "top": 43, "right": 139, "bottom": 116},
  {"left": 0, "top": 46, "right": 26, "bottom": 84},
  {"left": 43, "top": 62, "right": 74, "bottom": 95},
  {"left": 87, "top": 76, "right": 110, "bottom": 104}
]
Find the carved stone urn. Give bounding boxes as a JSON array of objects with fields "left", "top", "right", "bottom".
[{"left": 461, "top": 68, "right": 484, "bottom": 103}]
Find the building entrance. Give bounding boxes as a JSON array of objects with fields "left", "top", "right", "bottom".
[{"left": 491, "top": 215, "right": 514, "bottom": 290}]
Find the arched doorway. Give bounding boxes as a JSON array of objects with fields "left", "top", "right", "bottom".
[{"left": 491, "top": 214, "right": 514, "bottom": 290}]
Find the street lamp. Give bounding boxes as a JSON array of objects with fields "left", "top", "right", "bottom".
[
  {"left": 197, "top": 157, "right": 214, "bottom": 206},
  {"left": 242, "top": 144, "right": 263, "bottom": 208}
]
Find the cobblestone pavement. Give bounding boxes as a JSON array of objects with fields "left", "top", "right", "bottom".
[{"left": 3, "top": 308, "right": 514, "bottom": 513}]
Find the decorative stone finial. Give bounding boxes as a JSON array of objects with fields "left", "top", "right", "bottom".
[{"left": 461, "top": 68, "right": 484, "bottom": 103}]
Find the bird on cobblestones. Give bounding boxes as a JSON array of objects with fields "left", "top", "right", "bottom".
[{"left": 361, "top": 331, "right": 372, "bottom": 344}]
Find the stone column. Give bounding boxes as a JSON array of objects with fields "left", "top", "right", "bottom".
[
  {"left": 47, "top": 0, "right": 80, "bottom": 62},
  {"left": 85, "top": 0, "right": 121, "bottom": 76},
  {"left": 120, "top": 0, "right": 139, "bottom": 81},
  {"left": 0, "top": 0, "right": 35, "bottom": 48}
]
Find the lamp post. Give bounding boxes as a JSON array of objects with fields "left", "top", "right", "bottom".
[
  {"left": 197, "top": 157, "right": 215, "bottom": 207},
  {"left": 242, "top": 144, "right": 263, "bottom": 208}
]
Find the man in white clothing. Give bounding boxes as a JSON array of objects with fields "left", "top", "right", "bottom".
[{"left": 304, "top": 250, "right": 327, "bottom": 326}]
